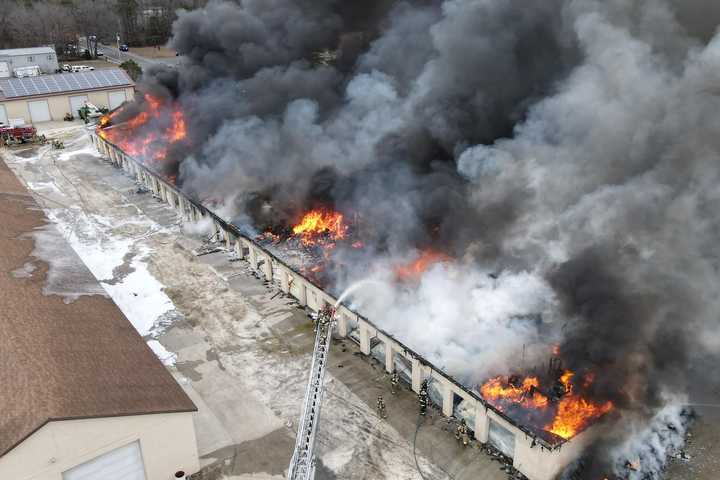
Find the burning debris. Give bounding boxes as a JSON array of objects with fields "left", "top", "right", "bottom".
[
  {"left": 480, "top": 363, "right": 613, "bottom": 441},
  {"left": 291, "top": 208, "right": 349, "bottom": 247},
  {"left": 97, "top": 94, "right": 188, "bottom": 177}
]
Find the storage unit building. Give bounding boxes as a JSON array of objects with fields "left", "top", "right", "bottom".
[
  {"left": 0, "top": 69, "right": 134, "bottom": 124},
  {"left": 0, "top": 46, "right": 58, "bottom": 76}
]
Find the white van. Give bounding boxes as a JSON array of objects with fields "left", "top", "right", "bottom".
[{"left": 71, "top": 65, "right": 95, "bottom": 72}]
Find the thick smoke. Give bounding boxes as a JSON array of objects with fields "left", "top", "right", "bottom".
[{"left": 125, "top": 0, "right": 720, "bottom": 471}]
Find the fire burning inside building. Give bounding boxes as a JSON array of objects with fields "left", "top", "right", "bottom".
[
  {"left": 94, "top": 0, "right": 720, "bottom": 478},
  {"left": 480, "top": 367, "right": 613, "bottom": 441},
  {"left": 98, "top": 94, "right": 187, "bottom": 175}
]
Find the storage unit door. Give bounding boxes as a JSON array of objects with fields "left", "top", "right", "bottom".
[
  {"left": 108, "top": 90, "right": 127, "bottom": 110},
  {"left": 488, "top": 418, "right": 515, "bottom": 458},
  {"left": 69, "top": 95, "right": 88, "bottom": 117},
  {"left": 62, "top": 441, "right": 146, "bottom": 480},
  {"left": 27, "top": 100, "right": 51, "bottom": 123},
  {"left": 0, "top": 105, "right": 7, "bottom": 124}
]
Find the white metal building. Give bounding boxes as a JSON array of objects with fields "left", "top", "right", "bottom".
[
  {"left": 0, "top": 69, "right": 134, "bottom": 124},
  {"left": 0, "top": 46, "right": 58, "bottom": 76}
]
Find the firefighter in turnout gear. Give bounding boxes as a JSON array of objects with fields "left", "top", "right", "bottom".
[
  {"left": 455, "top": 419, "right": 470, "bottom": 446},
  {"left": 377, "top": 395, "right": 387, "bottom": 419},
  {"left": 418, "top": 380, "right": 429, "bottom": 416},
  {"left": 314, "top": 305, "right": 334, "bottom": 333},
  {"left": 390, "top": 371, "right": 399, "bottom": 395}
]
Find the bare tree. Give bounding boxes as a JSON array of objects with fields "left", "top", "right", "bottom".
[{"left": 115, "top": 0, "right": 139, "bottom": 45}]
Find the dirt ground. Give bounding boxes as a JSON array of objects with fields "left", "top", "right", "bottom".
[{"left": 129, "top": 46, "right": 178, "bottom": 58}]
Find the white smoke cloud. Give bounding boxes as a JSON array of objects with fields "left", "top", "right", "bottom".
[
  {"left": 346, "top": 259, "right": 558, "bottom": 385},
  {"left": 610, "top": 401, "right": 692, "bottom": 480}
]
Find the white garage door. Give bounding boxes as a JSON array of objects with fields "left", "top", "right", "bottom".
[
  {"left": 62, "top": 441, "right": 146, "bottom": 480},
  {"left": 69, "top": 95, "right": 88, "bottom": 117},
  {"left": 108, "top": 90, "right": 127, "bottom": 110},
  {"left": 28, "top": 100, "right": 51, "bottom": 123},
  {"left": 0, "top": 105, "right": 7, "bottom": 125}
]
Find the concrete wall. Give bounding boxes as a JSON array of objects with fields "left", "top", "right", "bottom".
[
  {"left": 92, "top": 134, "right": 587, "bottom": 480},
  {"left": 1, "top": 88, "right": 135, "bottom": 124},
  {"left": 0, "top": 412, "right": 198, "bottom": 480}
]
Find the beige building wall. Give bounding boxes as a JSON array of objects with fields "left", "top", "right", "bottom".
[
  {"left": 513, "top": 427, "right": 594, "bottom": 480},
  {"left": 47, "top": 95, "right": 70, "bottom": 120},
  {"left": 0, "top": 412, "right": 198, "bottom": 480},
  {"left": 4, "top": 99, "right": 30, "bottom": 123},
  {"left": 0, "top": 88, "right": 136, "bottom": 124}
]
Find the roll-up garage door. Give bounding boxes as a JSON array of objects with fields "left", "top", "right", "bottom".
[
  {"left": 69, "top": 95, "right": 88, "bottom": 117},
  {"left": 0, "top": 105, "right": 7, "bottom": 125},
  {"left": 488, "top": 418, "right": 515, "bottom": 458},
  {"left": 109, "top": 90, "right": 127, "bottom": 110},
  {"left": 62, "top": 441, "right": 146, "bottom": 480},
  {"left": 28, "top": 100, "right": 51, "bottom": 123}
]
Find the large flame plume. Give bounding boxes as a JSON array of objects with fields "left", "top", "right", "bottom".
[
  {"left": 480, "top": 368, "right": 614, "bottom": 440},
  {"left": 291, "top": 208, "right": 349, "bottom": 247},
  {"left": 97, "top": 94, "right": 188, "bottom": 177}
]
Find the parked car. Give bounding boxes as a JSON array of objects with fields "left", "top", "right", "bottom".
[
  {"left": 71, "top": 65, "right": 95, "bottom": 72},
  {"left": 119, "top": 44, "right": 129, "bottom": 52},
  {"left": 62, "top": 64, "right": 72, "bottom": 72}
]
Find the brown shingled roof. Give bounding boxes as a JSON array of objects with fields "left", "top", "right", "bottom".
[{"left": 0, "top": 157, "right": 196, "bottom": 457}]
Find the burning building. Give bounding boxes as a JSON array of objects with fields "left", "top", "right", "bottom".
[{"left": 93, "top": 0, "right": 720, "bottom": 479}]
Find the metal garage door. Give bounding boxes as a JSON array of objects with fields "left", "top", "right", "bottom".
[
  {"left": 69, "top": 95, "right": 88, "bottom": 117},
  {"left": 62, "top": 441, "right": 146, "bottom": 480},
  {"left": 28, "top": 100, "right": 50, "bottom": 123},
  {"left": 488, "top": 419, "right": 515, "bottom": 458},
  {"left": 108, "top": 90, "right": 127, "bottom": 110},
  {"left": 0, "top": 105, "right": 7, "bottom": 125}
]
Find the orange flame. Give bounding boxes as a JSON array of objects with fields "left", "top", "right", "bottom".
[
  {"left": 480, "top": 370, "right": 613, "bottom": 440},
  {"left": 167, "top": 109, "right": 187, "bottom": 142},
  {"left": 546, "top": 394, "right": 613, "bottom": 439},
  {"left": 480, "top": 376, "right": 550, "bottom": 411},
  {"left": 127, "top": 110, "right": 150, "bottom": 130},
  {"left": 292, "top": 208, "right": 348, "bottom": 246},
  {"left": 96, "top": 94, "right": 188, "bottom": 177},
  {"left": 395, "top": 249, "right": 451, "bottom": 281}
]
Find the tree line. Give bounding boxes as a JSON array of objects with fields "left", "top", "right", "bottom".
[{"left": 0, "top": 0, "right": 205, "bottom": 52}]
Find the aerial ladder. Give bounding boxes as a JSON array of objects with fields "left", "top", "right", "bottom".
[{"left": 287, "top": 306, "right": 336, "bottom": 480}]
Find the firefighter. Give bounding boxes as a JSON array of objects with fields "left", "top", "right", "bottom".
[
  {"left": 418, "top": 380, "right": 429, "bottom": 416},
  {"left": 455, "top": 419, "right": 469, "bottom": 446},
  {"left": 311, "top": 313, "right": 319, "bottom": 332},
  {"left": 376, "top": 395, "right": 387, "bottom": 419},
  {"left": 390, "top": 371, "right": 399, "bottom": 395}
]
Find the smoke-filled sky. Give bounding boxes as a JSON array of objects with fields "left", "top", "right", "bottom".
[{"left": 124, "top": 0, "right": 720, "bottom": 475}]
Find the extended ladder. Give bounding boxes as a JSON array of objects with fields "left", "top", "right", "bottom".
[{"left": 287, "top": 309, "right": 335, "bottom": 480}]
